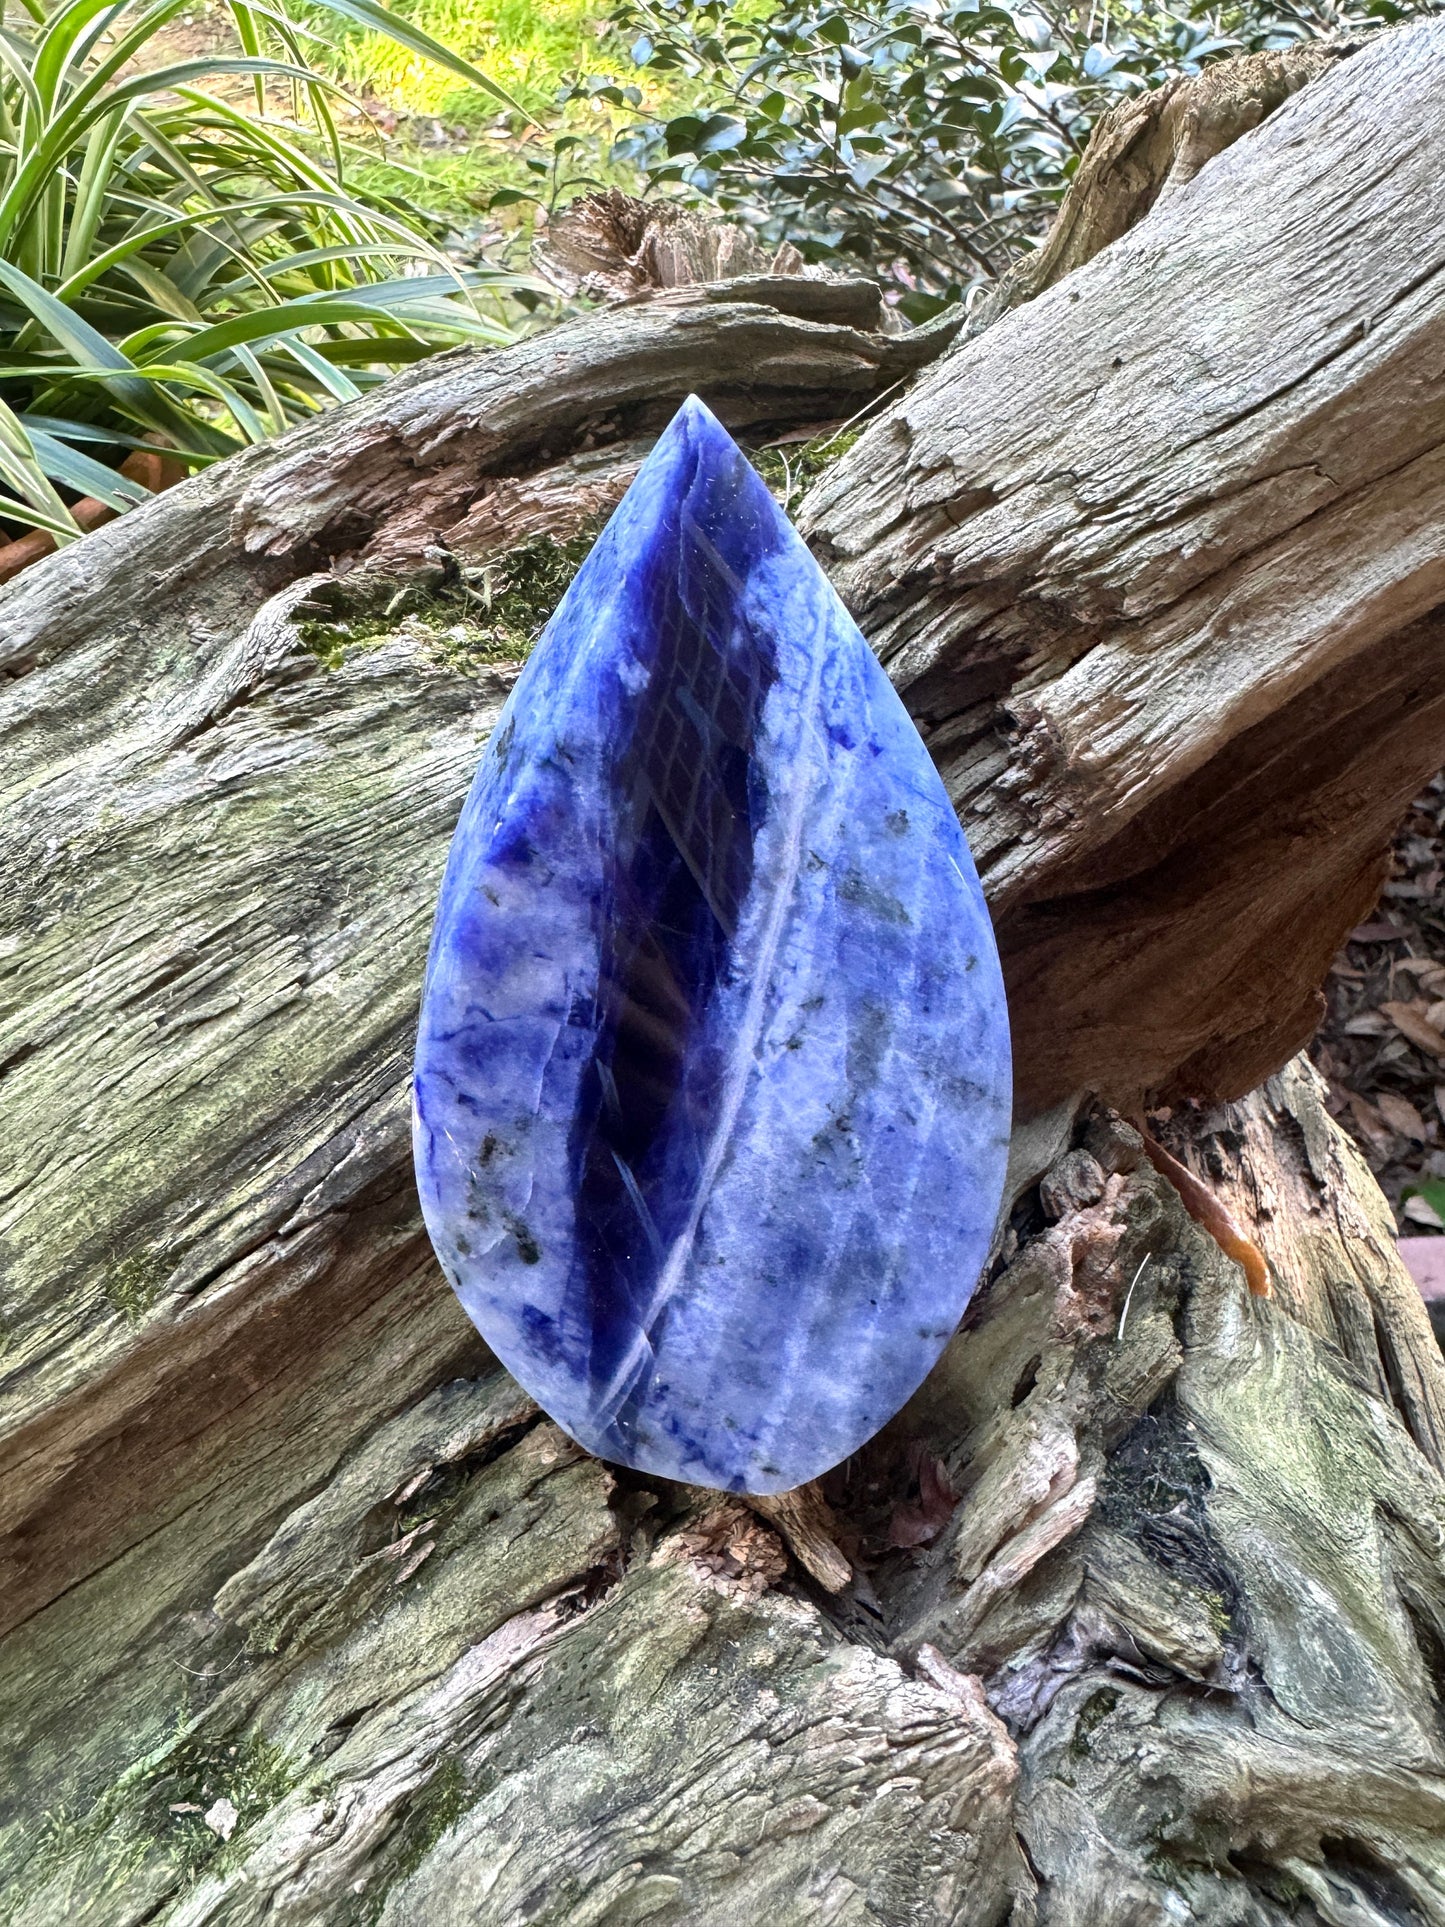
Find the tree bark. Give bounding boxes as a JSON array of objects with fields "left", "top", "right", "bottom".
[{"left": 3, "top": 20, "right": 1445, "bottom": 1926}]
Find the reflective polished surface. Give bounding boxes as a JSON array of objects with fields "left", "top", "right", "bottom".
[{"left": 414, "top": 397, "right": 1011, "bottom": 1492}]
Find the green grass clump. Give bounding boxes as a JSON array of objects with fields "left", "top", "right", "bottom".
[
  {"left": 291, "top": 0, "right": 709, "bottom": 238},
  {"left": 287, "top": 0, "right": 632, "bottom": 227},
  {"left": 750, "top": 429, "right": 860, "bottom": 512},
  {"left": 0, "top": 0, "right": 539, "bottom": 547},
  {"left": 14, "top": 1726, "right": 302, "bottom": 1922},
  {"left": 144, "top": 1733, "right": 299, "bottom": 1883},
  {"left": 301, "top": 0, "right": 612, "bottom": 121}
]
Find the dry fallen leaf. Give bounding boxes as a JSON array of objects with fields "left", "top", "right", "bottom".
[
  {"left": 888, "top": 1447, "right": 958, "bottom": 1549},
  {"left": 1380, "top": 1001, "right": 1445, "bottom": 1060},
  {"left": 1403, "top": 1194, "right": 1445, "bottom": 1231},
  {"left": 1343, "top": 1012, "right": 1390, "bottom": 1037},
  {"left": 1397, "top": 958, "right": 1445, "bottom": 992},
  {"left": 1315, "top": 777, "right": 1444, "bottom": 1224},
  {"left": 1137, "top": 1130, "right": 1271, "bottom": 1296},
  {"left": 1376, "top": 1090, "right": 1427, "bottom": 1141},
  {"left": 1347, "top": 1091, "right": 1395, "bottom": 1157}
]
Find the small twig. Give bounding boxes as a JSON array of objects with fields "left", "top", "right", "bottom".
[
  {"left": 170, "top": 1655, "right": 242, "bottom": 1679},
  {"left": 815, "top": 375, "right": 910, "bottom": 454}
]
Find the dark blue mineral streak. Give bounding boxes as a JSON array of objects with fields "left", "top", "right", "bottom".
[{"left": 413, "top": 396, "right": 1011, "bottom": 1493}]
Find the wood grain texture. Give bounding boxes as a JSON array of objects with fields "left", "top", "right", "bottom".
[
  {"left": 804, "top": 17, "right": 1445, "bottom": 1112},
  {"left": 4, "top": 26, "right": 1445, "bottom": 1924}
]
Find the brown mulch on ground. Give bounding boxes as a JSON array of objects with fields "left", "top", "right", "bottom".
[{"left": 1310, "top": 771, "right": 1445, "bottom": 1234}]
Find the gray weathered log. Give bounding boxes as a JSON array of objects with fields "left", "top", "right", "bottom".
[
  {"left": 3, "top": 20, "right": 1445, "bottom": 1926},
  {"left": 804, "top": 18, "right": 1445, "bottom": 1115}
]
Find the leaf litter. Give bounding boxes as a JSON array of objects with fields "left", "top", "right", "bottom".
[{"left": 1310, "top": 771, "right": 1445, "bottom": 1245}]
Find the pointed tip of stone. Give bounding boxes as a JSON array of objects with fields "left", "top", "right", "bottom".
[
  {"left": 647, "top": 393, "right": 776, "bottom": 528},
  {"left": 670, "top": 392, "right": 737, "bottom": 455},
  {"left": 677, "top": 391, "right": 722, "bottom": 427}
]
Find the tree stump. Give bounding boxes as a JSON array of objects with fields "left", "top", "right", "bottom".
[{"left": 3, "top": 21, "right": 1445, "bottom": 1924}]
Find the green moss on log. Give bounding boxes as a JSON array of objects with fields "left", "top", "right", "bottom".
[{"left": 297, "top": 529, "right": 598, "bottom": 676}]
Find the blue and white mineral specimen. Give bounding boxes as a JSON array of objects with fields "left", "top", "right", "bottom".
[{"left": 413, "top": 396, "right": 1011, "bottom": 1493}]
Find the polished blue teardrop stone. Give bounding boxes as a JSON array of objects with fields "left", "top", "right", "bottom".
[{"left": 413, "top": 396, "right": 1011, "bottom": 1494}]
